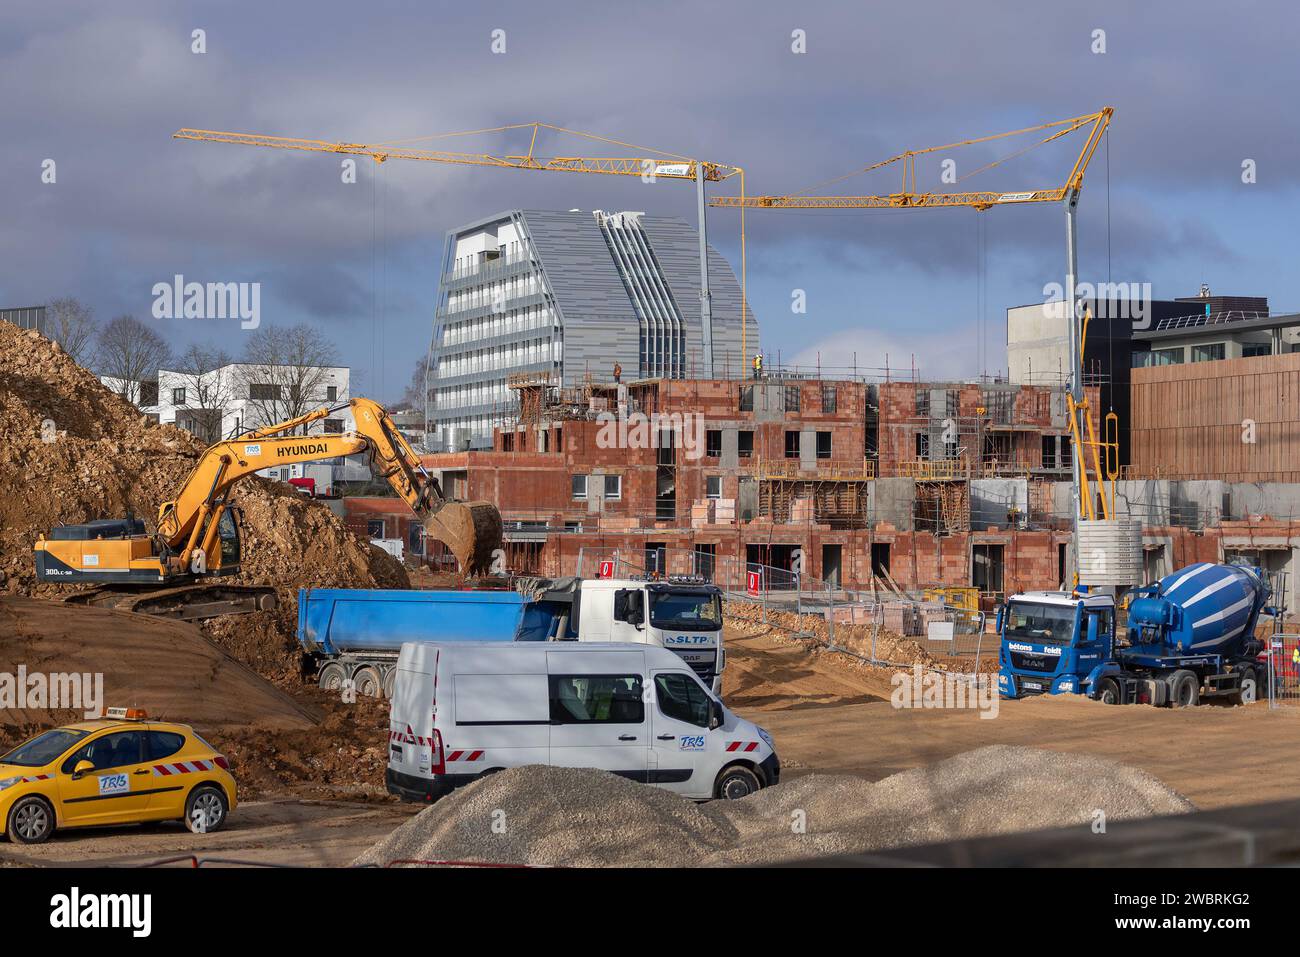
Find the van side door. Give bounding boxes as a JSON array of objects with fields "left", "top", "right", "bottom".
[
  {"left": 546, "top": 650, "right": 648, "bottom": 781},
  {"left": 648, "top": 670, "right": 714, "bottom": 797}
]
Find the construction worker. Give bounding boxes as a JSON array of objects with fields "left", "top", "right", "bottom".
[
  {"left": 613, "top": 362, "right": 622, "bottom": 383},
  {"left": 752, "top": 352, "right": 763, "bottom": 380}
]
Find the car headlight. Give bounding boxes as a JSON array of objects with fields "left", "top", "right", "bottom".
[
  {"left": 0, "top": 776, "right": 22, "bottom": 791},
  {"left": 757, "top": 727, "right": 773, "bottom": 748}
]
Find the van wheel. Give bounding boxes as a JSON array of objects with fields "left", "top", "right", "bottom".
[
  {"left": 1095, "top": 677, "right": 1123, "bottom": 705},
  {"left": 1169, "top": 670, "right": 1200, "bottom": 708},
  {"left": 318, "top": 661, "right": 346, "bottom": 693},
  {"left": 1237, "top": 667, "right": 1258, "bottom": 705},
  {"left": 353, "top": 666, "right": 383, "bottom": 699},
  {"left": 7, "top": 795, "right": 55, "bottom": 844},
  {"left": 185, "top": 785, "right": 229, "bottom": 834},
  {"left": 715, "top": 766, "right": 762, "bottom": 800}
]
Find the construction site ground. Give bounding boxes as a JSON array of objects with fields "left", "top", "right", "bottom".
[
  {"left": 3, "top": 600, "right": 1298, "bottom": 866},
  {"left": 724, "top": 616, "right": 1300, "bottom": 811}
]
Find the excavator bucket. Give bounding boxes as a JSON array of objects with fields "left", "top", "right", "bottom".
[{"left": 423, "top": 500, "right": 503, "bottom": 576}]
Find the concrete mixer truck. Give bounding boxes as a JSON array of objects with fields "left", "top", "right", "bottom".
[{"left": 997, "top": 562, "right": 1278, "bottom": 706}]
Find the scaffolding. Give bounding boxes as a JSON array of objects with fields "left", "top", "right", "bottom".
[{"left": 752, "top": 458, "right": 875, "bottom": 528}]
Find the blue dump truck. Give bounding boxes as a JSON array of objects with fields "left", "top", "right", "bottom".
[
  {"left": 297, "top": 575, "right": 726, "bottom": 698},
  {"left": 997, "top": 562, "right": 1276, "bottom": 706}
]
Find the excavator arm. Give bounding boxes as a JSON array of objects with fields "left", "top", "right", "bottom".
[{"left": 157, "top": 397, "right": 501, "bottom": 575}]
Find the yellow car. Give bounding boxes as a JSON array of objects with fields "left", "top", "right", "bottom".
[{"left": 0, "top": 708, "right": 237, "bottom": 845}]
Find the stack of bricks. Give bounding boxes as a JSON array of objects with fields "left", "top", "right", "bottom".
[
  {"left": 917, "top": 601, "right": 949, "bottom": 632},
  {"left": 881, "top": 601, "right": 921, "bottom": 636},
  {"left": 790, "top": 497, "right": 815, "bottom": 524},
  {"left": 713, "top": 498, "right": 735, "bottom": 525},
  {"left": 690, "top": 500, "right": 715, "bottom": 528},
  {"left": 830, "top": 602, "right": 882, "bottom": 626}
]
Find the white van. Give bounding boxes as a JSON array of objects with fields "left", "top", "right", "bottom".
[{"left": 386, "top": 641, "right": 778, "bottom": 803}]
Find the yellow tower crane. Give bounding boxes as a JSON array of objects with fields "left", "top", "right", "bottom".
[
  {"left": 173, "top": 123, "right": 750, "bottom": 376},
  {"left": 708, "top": 107, "right": 1114, "bottom": 551}
]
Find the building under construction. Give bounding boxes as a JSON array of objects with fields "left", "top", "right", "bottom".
[{"left": 382, "top": 370, "right": 1094, "bottom": 602}]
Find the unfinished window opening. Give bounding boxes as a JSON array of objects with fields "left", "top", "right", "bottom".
[{"left": 972, "top": 543, "right": 1005, "bottom": 596}]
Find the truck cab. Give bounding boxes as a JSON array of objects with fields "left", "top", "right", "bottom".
[
  {"left": 996, "top": 590, "right": 1116, "bottom": 699},
  {"left": 573, "top": 578, "right": 725, "bottom": 695}
]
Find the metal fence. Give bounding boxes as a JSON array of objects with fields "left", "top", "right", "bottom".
[
  {"left": 573, "top": 544, "right": 987, "bottom": 665},
  {"left": 1267, "top": 633, "right": 1300, "bottom": 708}
]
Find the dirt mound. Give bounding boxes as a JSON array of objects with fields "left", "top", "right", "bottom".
[
  {"left": 354, "top": 746, "right": 1193, "bottom": 867},
  {"left": 0, "top": 596, "right": 400, "bottom": 800},
  {"left": 0, "top": 323, "right": 407, "bottom": 631},
  {"left": 0, "top": 596, "right": 314, "bottom": 734}
]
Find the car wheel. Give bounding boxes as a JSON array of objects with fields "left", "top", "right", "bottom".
[
  {"left": 318, "top": 661, "right": 346, "bottom": 693},
  {"left": 185, "top": 785, "right": 229, "bottom": 834},
  {"left": 1238, "top": 667, "right": 1258, "bottom": 705},
  {"left": 7, "top": 795, "right": 55, "bottom": 845},
  {"left": 715, "top": 765, "right": 762, "bottom": 800},
  {"left": 1096, "top": 676, "right": 1123, "bottom": 705},
  {"left": 353, "top": 666, "right": 383, "bottom": 699}
]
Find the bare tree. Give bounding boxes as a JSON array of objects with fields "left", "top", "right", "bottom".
[
  {"left": 236, "top": 323, "right": 342, "bottom": 433},
  {"left": 46, "top": 297, "right": 98, "bottom": 366},
  {"left": 168, "top": 344, "right": 236, "bottom": 444},
  {"left": 96, "top": 316, "right": 171, "bottom": 405},
  {"left": 401, "top": 355, "right": 432, "bottom": 410}
]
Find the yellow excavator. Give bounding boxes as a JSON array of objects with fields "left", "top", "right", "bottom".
[{"left": 33, "top": 398, "right": 502, "bottom": 619}]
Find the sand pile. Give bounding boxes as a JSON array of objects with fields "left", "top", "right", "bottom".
[
  {"left": 354, "top": 745, "right": 1194, "bottom": 867},
  {"left": 0, "top": 324, "right": 407, "bottom": 641}
]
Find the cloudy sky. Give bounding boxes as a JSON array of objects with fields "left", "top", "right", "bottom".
[{"left": 2, "top": 0, "right": 1296, "bottom": 399}]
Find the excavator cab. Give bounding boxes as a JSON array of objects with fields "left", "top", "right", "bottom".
[{"left": 215, "top": 507, "right": 243, "bottom": 574}]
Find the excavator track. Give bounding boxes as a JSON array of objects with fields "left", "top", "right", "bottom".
[{"left": 61, "top": 583, "right": 278, "bottom": 621}]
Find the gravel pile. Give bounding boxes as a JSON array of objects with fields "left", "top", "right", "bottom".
[{"left": 355, "top": 745, "right": 1194, "bottom": 867}]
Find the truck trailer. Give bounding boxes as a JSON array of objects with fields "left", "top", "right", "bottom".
[
  {"left": 297, "top": 576, "right": 726, "bottom": 698},
  {"left": 997, "top": 562, "right": 1277, "bottom": 706}
]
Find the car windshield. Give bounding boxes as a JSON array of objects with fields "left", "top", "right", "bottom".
[
  {"left": 649, "top": 591, "right": 722, "bottom": 631},
  {"left": 0, "top": 728, "right": 90, "bottom": 768},
  {"left": 1004, "top": 602, "right": 1077, "bottom": 645}
]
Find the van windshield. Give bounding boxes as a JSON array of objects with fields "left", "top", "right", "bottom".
[
  {"left": 649, "top": 591, "right": 722, "bottom": 632},
  {"left": 1004, "top": 602, "right": 1077, "bottom": 646}
]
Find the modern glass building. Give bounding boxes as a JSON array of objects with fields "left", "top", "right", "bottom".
[{"left": 429, "top": 208, "right": 753, "bottom": 449}]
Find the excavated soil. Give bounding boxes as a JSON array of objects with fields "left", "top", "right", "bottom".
[
  {"left": 0, "top": 325, "right": 414, "bottom": 798},
  {"left": 354, "top": 746, "right": 1194, "bottom": 867},
  {"left": 0, "top": 322, "right": 407, "bottom": 648},
  {"left": 0, "top": 597, "right": 394, "bottom": 799}
]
